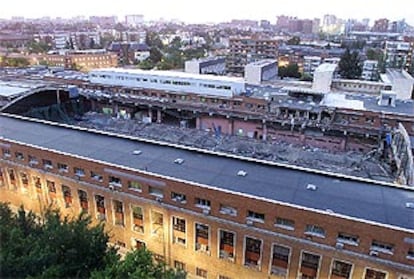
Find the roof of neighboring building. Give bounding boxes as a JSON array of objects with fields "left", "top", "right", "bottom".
[
  {"left": 90, "top": 68, "right": 245, "bottom": 83},
  {"left": 1, "top": 114, "right": 413, "bottom": 231},
  {"left": 0, "top": 80, "right": 47, "bottom": 98}
]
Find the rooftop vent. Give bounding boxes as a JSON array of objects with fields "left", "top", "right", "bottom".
[
  {"left": 405, "top": 202, "right": 414, "bottom": 209},
  {"left": 174, "top": 158, "right": 184, "bottom": 165},
  {"left": 132, "top": 150, "right": 142, "bottom": 155},
  {"left": 237, "top": 170, "right": 247, "bottom": 177},
  {"left": 306, "top": 184, "right": 317, "bottom": 191}
]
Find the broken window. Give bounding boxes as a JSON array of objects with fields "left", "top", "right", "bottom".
[
  {"left": 95, "top": 195, "right": 106, "bottom": 221},
  {"left": 132, "top": 206, "right": 144, "bottom": 233},
  {"left": 244, "top": 237, "right": 262, "bottom": 269},
  {"left": 113, "top": 200, "right": 124, "bottom": 226},
  {"left": 219, "top": 229, "right": 235, "bottom": 261},
  {"left": 331, "top": 260, "right": 353, "bottom": 279},
  {"left": 172, "top": 216, "right": 186, "bottom": 245},
  {"left": 270, "top": 244, "right": 290, "bottom": 276},
  {"left": 195, "top": 223, "right": 209, "bottom": 253},
  {"left": 299, "top": 252, "right": 320, "bottom": 279},
  {"left": 62, "top": 185, "right": 72, "bottom": 207}
]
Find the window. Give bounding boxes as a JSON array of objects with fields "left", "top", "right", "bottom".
[
  {"left": 58, "top": 163, "right": 68, "bottom": 172},
  {"left": 270, "top": 245, "right": 290, "bottom": 276},
  {"left": 171, "top": 192, "right": 186, "bottom": 203},
  {"left": 195, "top": 223, "right": 209, "bottom": 253},
  {"left": 174, "top": 260, "right": 185, "bottom": 271},
  {"left": 151, "top": 211, "right": 163, "bottom": 236},
  {"left": 219, "top": 276, "right": 231, "bottom": 279},
  {"left": 132, "top": 206, "right": 144, "bottom": 233},
  {"left": 113, "top": 200, "right": 124, "bottom": 226},
  {"left": 62, "top": 185, "right": 72, "bottom": 207},
  {"left": 371, "top": 240, "right": 394, "bottom": 254},
  {"left": 247, "top": 210, "right": 265, "bottom": 222},
  {"left": 0, "top": 167, "right": 4, "bottom": 187},
  {"left": 149, "top": 186, "right": 163, "bottom": 198},
  {"left": 244, "top": 237, "right": 262, "bottom": 269},
  {"left": 78, "top": 190, "right": 88, "bottom": 212},
  {"left": 275, "top": 217, "right": 295, "bottom": 231},
  {"left": 128, "top": 181, "right": 142, "bottom": 192},
  {"left": 43, "top": 159, "right": 53, "bottom": 169},
  {"left": 2, "top": 148, "right": 11, "bottom": 158},
  {"left": 196, "top": 267, "right": 207, "bottom": 278},
  {"left": 195, "top": 197, "right": 211, "bottom": 208},
  {"left": 337, "top": 233, "right": 359, "bottom": 246},
  {"left": 95, "top": 195, "right": 106, "bottom": 220},
  {"left": 7, "top": 169, "right": 16, "bottom": 187},
  {"left": 331, "top": 260, "right": 352, "bottom": 279},
  {"left": 364, "top": 268, "right": 387, "bottom": 279},
  {"left": 172, "top": 216, "right": 186, "bottom": 245},
  {"left": 153, "top": 254, "right": 165, "bottom": 263},
  {"left": 33, "top": 176, "right": 42, "bottom": 193},
  {"left": 299, "top": 252, "right": 320, "bottom": 279},
  {"left": 28, "top": 155, "right": 38, "bottom": 165},
  {"left": 90, "top": 171, "right": 103, "bottom": 182},
  {"left": 15, "top": 152, "right": 24, "bottom": 160},
  {"left": 305, "top": 225, "right": 326, "bottom": 238},
  {"left": 219, "top": 204, "right": 237, "bottom": 216},
  {"left": 109, "top": 176, "right": 122, "bottom": 187},
  {"left": 219, "top": 230, "right": 235, "bottom": 261},
  {"left": 74, "top": 167, "right": 85, "bottom": 177},
  {"left": 133, "top": 239, "right": 146, "bottom": 250},
  {"left": 46, "top": 180, "right": 56, "bottom": 199},
  {"left": 408, "top": 249, "right": 414, "bottom": 260},
  {"left": 20, "top": 172, "right": 29, "bottom": 188}
]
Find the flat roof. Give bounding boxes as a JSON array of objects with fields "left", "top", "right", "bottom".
[
  {"left": 315, "top": 63, "right": 337, "bottom": 73},
  {"left": 0, "top": 114, "right": 413, "bottom": 231},
  {"left": 90, "top": 68, "right": 245, "bottom": 83},
  {"left": 0, "top": 80, "right": 46, "bottom": 98}
]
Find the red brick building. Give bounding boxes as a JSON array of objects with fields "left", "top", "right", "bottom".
[{"left": 0, "top": 114, "right": 413, "bottom": 279}]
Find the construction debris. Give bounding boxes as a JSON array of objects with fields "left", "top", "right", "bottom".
[{"left": 77, "top": 112, "right": 395, "bottom": 183}]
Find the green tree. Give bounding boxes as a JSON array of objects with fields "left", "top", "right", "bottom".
[
  {"left": 366, "top": 48, "right": 385, "bottom": 73},
  {"left": 0, "top": 203, "right": 185, "bottom": 279},
  {"left": 149, "top": 47, "right": 163, "bottom": 64},
  {"left": 146, "top": 32, "right": 164, "bottom": 50},
  {"left": 91, "top": 248, "right": 186, "bottom": 279},
  {"left": 338, "top": 48, "right": 362, "bottom": 79},
  {"left": 28, "top": 40, "right": 51, "bottom": 54},
  {"left": 287, "top": 36, "right": 300, "bottom": 45},
  {"left": 278, "top": 63, "right": 301, "bottom": 79},
  {"left": 0, "top": 203, "right": 114, "bottom": 278}
]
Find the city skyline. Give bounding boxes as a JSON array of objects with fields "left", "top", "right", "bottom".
[{"left": 1, "top": 0, "right": 413, "bottom": 26}]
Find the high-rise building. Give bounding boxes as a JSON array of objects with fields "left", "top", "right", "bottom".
[
  {"left": 372, "top": 18, "right": 390, "bottom": 32},
  {"left": 227, "top": 36, "right": 279, "bottom": 74},
  {"left": 125, "top": 14, "right": 144, "bottom": 27}
]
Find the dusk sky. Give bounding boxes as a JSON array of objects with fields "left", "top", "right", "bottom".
[{"left": 1, "top": 0, "right": 413, "bottom": 25}]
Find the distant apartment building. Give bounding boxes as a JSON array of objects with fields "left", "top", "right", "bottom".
[
  {"left": 361, "top": 60, "right": 379, "bottom": 81},
  {"left": 372, "top": 18, "right": 389, "bottom": 32},
  {"left": 244, "top": 59, "right": 278, "bottom": 84},
  {"left": 108, "top": 42, "right": 150, "bottom": 64},
  {"left": 37, "top": 50, "right": 118, "bottom": 71},
  {"left": 125, "top": 15, "right": 144, "bottom": 26},
  {"left": 303, "top": 56, "right": 322, "bottom": 76},
  {"left": 89, "top": 16, "right": 117, "bottom": 26},
  {"left": 227, "top": 36, "right": 279, "bottom": 74},
  {"left": 0, "top": 34, "right": 33, "bottom": 48},
  {"left": 185, "top": 57, "right": 226, "bottom": 75},
  {"left": 275, "top": 16, "right": 319, "bottom": 34},
  {"left": 385, "top": 41, "right": 412, "bottom": 71}
]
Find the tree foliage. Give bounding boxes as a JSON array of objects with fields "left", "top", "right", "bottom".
[
  {"left": 0, "top": 203, "right": 185, "bottom": 279},
  {"left": 91, "top": 248, "right": 186, "bottom": 279},
  {"left": 286, "top": 36, "right": 300, "bottom": 45},
  {"left": 278, "top": 63, "right": 301, "bottom": 79},
  {"left": 338, "top": 48, "right": 362, "bottom": 79}
]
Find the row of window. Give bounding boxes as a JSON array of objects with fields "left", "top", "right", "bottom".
[
  {"left": 1, "top": 152, "right": 413, "bottom": 262},
  {"left": 91, "top": 73, "right": 234, "bottom": 91}
]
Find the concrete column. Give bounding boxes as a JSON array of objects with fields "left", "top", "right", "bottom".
[
  {"left": 196, "top": 117, "right": 201, "bottom": 130},
  {"left": 148, "top": 108, "right": 153, "bottom": 120},
  {"left": 157, "top": 110, "right": 162, "bottom": 123},
  {"left": 262, "top": 123, "right": 267, "bottom": 141},
  {"left": 228, "top": 119, "right": 234, "bottom": 135},
  {"left": 56, "top": 89, "right": 61, "bottom": 104}
]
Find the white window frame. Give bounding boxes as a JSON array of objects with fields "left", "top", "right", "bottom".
[{"left": 268, "top": 243, "right": 291, "bottom": 278}]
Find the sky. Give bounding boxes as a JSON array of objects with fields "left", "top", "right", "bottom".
[{"left": 1, "top": 0, "right": 413, "bottom": 26}]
